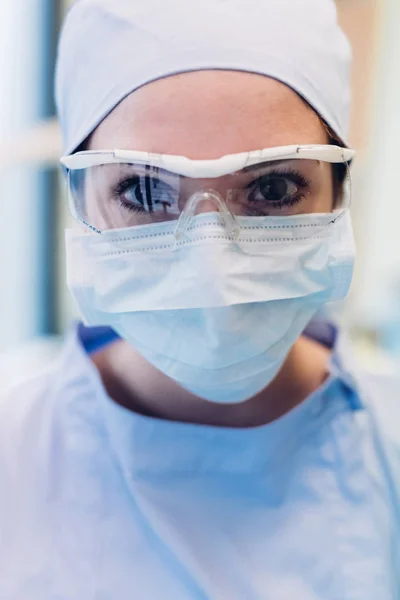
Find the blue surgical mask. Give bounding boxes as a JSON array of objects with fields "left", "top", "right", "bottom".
[{"left": 65, "top": 203, "right": 355, "bottom": 404}]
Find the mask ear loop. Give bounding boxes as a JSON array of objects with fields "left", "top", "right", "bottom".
[{"left": 174, "top": 190, "right": 240, "bottom": 241}]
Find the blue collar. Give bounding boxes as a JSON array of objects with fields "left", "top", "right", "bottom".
[{"left": 78, "top": 323, "right": 120, "bottom": 355}]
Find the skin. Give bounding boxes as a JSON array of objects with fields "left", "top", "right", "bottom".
[{"left": 86, "top": 70, "right": 333, "bottom": 428}]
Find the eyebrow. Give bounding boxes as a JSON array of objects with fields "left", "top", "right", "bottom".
[{"left": 242, "top": 159, "right": 299, "bottom": 173}]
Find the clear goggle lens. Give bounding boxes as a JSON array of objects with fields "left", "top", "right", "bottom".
[{"left": 67, "top": 157, "right": 350, "bottom": 233}]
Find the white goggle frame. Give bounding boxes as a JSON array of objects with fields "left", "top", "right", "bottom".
[
  {"left": 61, "top": 144, "right": 355, "bottom": 179},
  {"left": 61, "top": 144, "right": 355, "bottom": 237}
]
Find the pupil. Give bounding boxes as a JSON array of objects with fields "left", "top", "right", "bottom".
[
  {"left": 135, "top": 185, "right": 144, "bottom": 205},
  {"left": 261, "top": 177, "right": 288, "bottom": 201}
]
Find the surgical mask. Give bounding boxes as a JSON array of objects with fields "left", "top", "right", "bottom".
[{"left": 63, "top": 144, "right": 356, "bottom": 404}]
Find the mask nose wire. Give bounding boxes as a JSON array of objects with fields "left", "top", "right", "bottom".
[{"left": 174, "top": 190, "right": 240, "bottom": 241}]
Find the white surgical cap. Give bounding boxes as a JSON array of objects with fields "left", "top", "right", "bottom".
[{"left": 56, "top": 0, "right": 352, "bottom": 155}]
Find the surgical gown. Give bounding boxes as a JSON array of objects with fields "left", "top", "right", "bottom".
[{"left": 0, "top": 322, "right": 399, "bottom": 599}]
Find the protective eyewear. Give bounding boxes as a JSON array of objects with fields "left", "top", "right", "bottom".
[{"left": 61, "top": 144, "right": 355, "bottom": 236}]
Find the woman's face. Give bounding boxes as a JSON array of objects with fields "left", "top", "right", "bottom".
[{"left": 85, "top": 71, "right": 335, "bottom": 225}]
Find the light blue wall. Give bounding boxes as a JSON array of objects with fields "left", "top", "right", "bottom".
[{"left": 0, "top": 2, "right": 48, "bottom": 352}]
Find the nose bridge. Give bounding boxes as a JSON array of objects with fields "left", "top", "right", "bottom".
[
  {"left": 180, "top": 175, "right": 232, "bottom": 210},
  {"left": 186, "top": 189, "right": 229, "bottom": 217},
  {"left": 190, "top": 189, "right": 226, "bottom": 215},
  {"left": 174, "top": 189, "right": 240, "bottom": 240}
]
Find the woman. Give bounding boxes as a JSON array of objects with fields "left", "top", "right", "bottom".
[{"left": 0, "top": 0, "right": 399, "bottom": 598}]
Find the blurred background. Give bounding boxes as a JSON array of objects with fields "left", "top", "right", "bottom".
[{"left": 0, "top": 0, "right": 399, "bottom": 387}]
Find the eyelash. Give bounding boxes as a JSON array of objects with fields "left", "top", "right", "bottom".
[
  {"left": 247, "top": 169, "right": 310, "bottom": 202},
  {"left": 112, "top": 176, "right": 163, "bottom": 213},
  {"left": 110, "top": 169, "right": 312, "bottom": 213}
]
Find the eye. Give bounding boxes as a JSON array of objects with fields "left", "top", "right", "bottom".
[
  {"left": 249, "top": 173, "right": 305, "bottom": 205},
  {"left": 120, "top": 177, "right": 146, "bottom": 207},
  {"left": 115, "top": 176, "right": 178, "bottom": 213}
]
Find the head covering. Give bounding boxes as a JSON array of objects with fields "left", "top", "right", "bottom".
[{"left": 56, "top": 0, "right": 352, "bottom": 155}]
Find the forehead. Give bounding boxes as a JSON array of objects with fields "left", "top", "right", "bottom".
[{"left": 88, "top": 70, "right": 328, "bottom": 158}]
